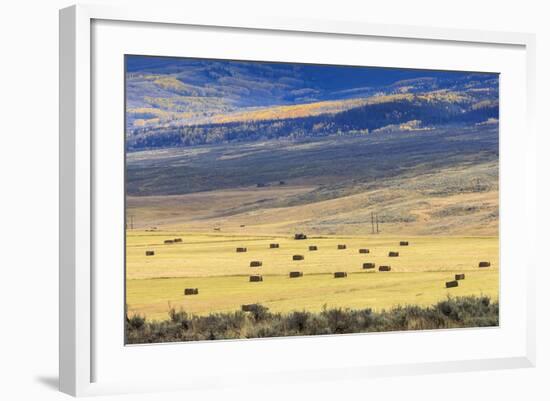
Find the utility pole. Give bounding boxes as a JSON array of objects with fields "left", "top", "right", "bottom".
[
  {"left": 128, "top": 214, "right": 134, "bottom": 230},
  {"left": 376, "top": 213, "right": 379, "bottom": 234},
  {"left": 371, "top": 212, "right": 375, "bottom": 234}
]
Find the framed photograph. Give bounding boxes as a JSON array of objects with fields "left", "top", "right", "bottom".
[{"left": 59, "top": 4, "right": 536, "bottom": 396}]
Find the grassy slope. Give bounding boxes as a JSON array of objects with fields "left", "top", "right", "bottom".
[
  {"left": 126, "top": 125, "right": 498, "bottom": 196},
  {"left": 127, "top": 179, "right": 498, "bottom": 237},
  {"left": 126, "top": 124, "right": 498, "bottom": 236}
]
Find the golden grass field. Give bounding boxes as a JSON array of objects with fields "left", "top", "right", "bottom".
[{"left": 126, "top": 232, "right": 498, "bottom": 321}]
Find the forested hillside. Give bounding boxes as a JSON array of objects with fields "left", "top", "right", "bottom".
[
  {"left": 125, "top": 57, "right": 498, "bottom": 151},
  {"left": 127, "top": 93, "right": 498, "bottom": 150}
]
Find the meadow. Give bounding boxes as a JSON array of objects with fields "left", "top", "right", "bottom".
[{"left": 126, "top": 232, "right": 498, "bottom": 320}]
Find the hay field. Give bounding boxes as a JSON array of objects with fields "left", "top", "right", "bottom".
[{"left": 126, "top": 232, "right": 498, "bottom": 320}]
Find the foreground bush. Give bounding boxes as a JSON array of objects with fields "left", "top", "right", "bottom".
[{"left": 125, "top": 296, "right": 498, "bottom": 344}]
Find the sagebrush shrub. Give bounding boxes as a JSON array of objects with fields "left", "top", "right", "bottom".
[{"left": 125, "top": 296, "right": 499, "bottom": 344}]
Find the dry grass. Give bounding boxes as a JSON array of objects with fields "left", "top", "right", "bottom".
[
  {"left": 126, "top": 232, "right": 498, "bottom": 320},
  {"left": 127, "top": 152, "right": 498, "bottom": 237},
  {"left": 127, "top": 267, "right": 498, "bottom": 321},
  {"left": 127, "top": 233, "right": 498, "bottom": 279},
  {"left": 127, "top": 186, "right": 498, "bottom": 237}
]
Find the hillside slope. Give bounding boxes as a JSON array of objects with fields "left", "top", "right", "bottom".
[
  {"left": 126, "top": 125, "right": 498, "bottom": 236},
  {"left": 126, "top": 57, "right": 498, "bottom": 151}
]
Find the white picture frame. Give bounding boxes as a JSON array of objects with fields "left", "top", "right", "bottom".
[{"left": 59, "top": 4, "right": 536, "bottom": 397}]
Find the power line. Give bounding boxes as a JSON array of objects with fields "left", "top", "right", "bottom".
[{"left": 128, "top": 214, "right": 134, "bottom": 230}]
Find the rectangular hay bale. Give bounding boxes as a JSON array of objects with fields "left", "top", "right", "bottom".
[
  {"left": 379, "top": 266, "right": 391, "bottom": 272},
  {"left": 337, "top": 244, "right": 346, "bottom": 250},
  {"left": 455, "top": 273, "right": 465, "bottom": 280},
  {"left": 184, "top": 288, "right": 199, "bottom": 295},
  {"left": 269, "top": 243, "right": 279, "bottom": 248},
  {"left": 308, "top": 245, "right": 318, "bottom": 251},
  {"left": 145, "top": 250, "right": 155, "bottom": 256},
  {"left": 292, "top": 255, "right": 304, "bottom": 261},
  {"left": 236, "top": 247, "right": 247, "bottom": 252},
  {"left": 363, "top": 262, "right": 375, "bottom": 269},
  {"left": 478, "top": 261, "right": 491, "bottom": 268},
  {"left": 249, "top": 275, "right": 263, "bottom": 282},
  {"left": 388, "top": 251, "right": 399, "bottom": 257},
  {"left": 446, "top": 280, "right": 459, "bottom": 288},
  {"left": 399, "top": 241, "right": 409, "bottom": 246},
  {"left": 289, "top": 271, "right": 303, "bottom": 278},
  {"left": 359, "top": 248, "right": 369, "bottom": 254},
  {"left": 241, "top": 304, "right": 257, "bottom": 312},
  {"left": 250, "top": 261, "right": 262, "bottom": 267},
  {"left": 334, "top": 272, "right": 347, "bottom": 278}
]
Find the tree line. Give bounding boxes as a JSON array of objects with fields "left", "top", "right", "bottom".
[{"left": 127, "top": 98, "right": 498, "bottom": 151}]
